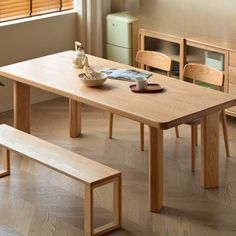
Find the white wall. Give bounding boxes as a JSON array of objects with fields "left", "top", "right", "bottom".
[
  {"left": 0, "top": 12, "right": 77, "bottom": 112},
  {"left": 0, "top": 1, "right": 140, "bottom": 112},
  {"left": 139, "top": 0, "right": 236, "bottom": 38},
  {"left": 111, "top": 0, "right": 140, "bottom": 12}
]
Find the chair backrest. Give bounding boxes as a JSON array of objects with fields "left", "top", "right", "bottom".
[
  {"left": 183, "top": 63, "right": 224, "bottom": 89},
  {"left": 136, "top": 50, "right": 172, "bottom": 75}
]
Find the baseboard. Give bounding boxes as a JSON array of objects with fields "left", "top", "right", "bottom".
[{"left": 0, "top": 93, "right": 60, "bottom": 113}]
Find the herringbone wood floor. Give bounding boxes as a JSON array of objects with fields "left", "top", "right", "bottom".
[{"left": 0, "top": 97, "right": 236, "bottom": 236}]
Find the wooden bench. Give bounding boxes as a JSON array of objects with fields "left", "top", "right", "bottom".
[{"left": 0, "top": 124, "right": 122, "bottom": 236}]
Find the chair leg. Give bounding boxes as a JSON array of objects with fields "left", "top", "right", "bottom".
[
  {"left": 221, "top": 110, "right": 230, "bottom": 157},
  {"left": 191, "top": 125, "right": 197, "bottom": 172},
  {"left": 0, "top": 147, "right": 10, "bottom": 178},
  {"left": 195, "top": 125, "right": 198, "bottom": 146},
  {"left": 175, "top": 126, "right": 180, "bottom": 138},
  {"left": 140, "top": 123, "right": 144, "bottom": 151},
  {"left": 109, "top": 113, "right": 114, "bottom": 139}
]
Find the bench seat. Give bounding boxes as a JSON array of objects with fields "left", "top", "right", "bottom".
[{"left": 0, "top": 124, "right": 122, "bottom": 236}]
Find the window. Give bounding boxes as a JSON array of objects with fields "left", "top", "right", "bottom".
[{"left": 0, "top": 0, "right": 73, "bottom": 22}]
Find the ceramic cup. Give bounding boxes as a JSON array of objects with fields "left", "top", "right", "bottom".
[{"left": 135, "top": 76, "right": 147, "bottom": 90}]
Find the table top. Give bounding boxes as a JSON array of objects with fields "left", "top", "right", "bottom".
[{"left": 0, "top": 51, "right": 236, "bottom": 129}]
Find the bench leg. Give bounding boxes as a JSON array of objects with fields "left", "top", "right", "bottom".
[
  {"left": 113, "top": 176, "right": 122, "bottom": 227},
  {"left": 0, "top": 147, "right": 10, "bottom": 177},
  {"left": 84, "top": 185, "right": 94, "bottom": 236},
  {"left": 84, "top": 175, "right": 122, "bottom": 236}
]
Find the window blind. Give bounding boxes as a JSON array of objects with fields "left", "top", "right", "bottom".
[{"left": 0, "top": 0, "right": 73, "bottom": 22}]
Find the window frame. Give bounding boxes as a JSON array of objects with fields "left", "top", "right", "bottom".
[{"left": 0, "top": 0, "right": 73, "bottom": 23}]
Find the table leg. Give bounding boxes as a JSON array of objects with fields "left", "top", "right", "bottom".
[
  {"left": 14, "top": 81, "right": 30, "bottom": 133},
  {"left": 69, "top": 99, "right": 81, "bottom": 138},
  {"left": 149, "top": 126, "right": 163, "bottom": 212},
  {"left": 201, "top": 112, "right": 219, "bottom": 188}
]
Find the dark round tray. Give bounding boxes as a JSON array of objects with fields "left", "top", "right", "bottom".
[{"left": 129, "top": 83, "right": 164, "bottom": 93}]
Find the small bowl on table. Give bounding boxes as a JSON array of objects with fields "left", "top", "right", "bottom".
[{"left": 79, "top": 72, "right": 107, "bottom": 87}]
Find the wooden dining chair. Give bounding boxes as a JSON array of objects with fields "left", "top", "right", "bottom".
[
  {"left": 109, "top": 50, "right": 179, "bottom": 151},
  {"left": 183, "top": 63, "right": 230, "bottom": 172}
]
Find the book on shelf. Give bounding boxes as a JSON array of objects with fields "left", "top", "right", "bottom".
[{"left": 100, "top": 68, "right": 152, "bottom": 81}]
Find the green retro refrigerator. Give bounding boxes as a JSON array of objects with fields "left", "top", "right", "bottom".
[{"left": 106, "top": 12, "right": 138, "bottom": 66}]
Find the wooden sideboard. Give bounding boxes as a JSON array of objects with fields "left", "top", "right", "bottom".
[
  {"left": 229, "top": 52, "right": 236, "bottom": 116},
  {"left": 138, "top": 28, "right": 236, "bottom": 117}
]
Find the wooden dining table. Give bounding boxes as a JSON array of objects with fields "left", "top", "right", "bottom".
[{"left": 0, "top": 50, "right": 236, "bottom": 213}]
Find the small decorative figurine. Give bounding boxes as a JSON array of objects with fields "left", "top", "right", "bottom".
[{"left": 73, "top": 41, "right": 88, "bottom": 68}]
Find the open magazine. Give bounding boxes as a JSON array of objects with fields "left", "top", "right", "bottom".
[{"left": 100, "top": 68, "right": 152, "bottom": 81}]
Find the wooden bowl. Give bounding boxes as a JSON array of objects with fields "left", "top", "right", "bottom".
[{"left": 79, "top": 72, "right": 107, "bottom": 87}]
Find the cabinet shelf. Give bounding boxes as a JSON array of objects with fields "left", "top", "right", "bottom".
[{"left": 139, "top": 28, "right": 236, "bottom": 117}]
